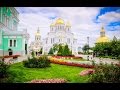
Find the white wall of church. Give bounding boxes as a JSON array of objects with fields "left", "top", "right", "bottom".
[{"left": 42, "top": 18, "right": 78, "bottom": 55}]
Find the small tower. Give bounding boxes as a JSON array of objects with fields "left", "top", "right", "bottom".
[
  {"left": 50, "top": 22, "right": 55, "bottom": 32},
  {"left": 35, "top": 27, "right": 41, "bottom": 42},
  {"left": 66, "top": 21, "right": 71, "bottom": 32},
  {"left": 55, "top": 18, "right": 65, "bottom": 31},
  {"left": 113, "top": 36, "right": 117, "bottom": 41},
  {"left": 100, "top": 27, "right": 105, "bottom": 37},
  {"left": 96, "top": 26, "right": 110, "bottom": 43}
]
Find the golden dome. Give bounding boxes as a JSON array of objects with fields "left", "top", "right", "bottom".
[
  {"left": 96, "top": 36, "right": 110, "bottom": 43},
  {"left": 50, "top": 23, "right": 55, "bottom": 27},
  {"left": 55, "top": 18, "right": 64, "bottom": 24},
  {"left": 66, "top": 21, "right": 71, "bottom": 27}
]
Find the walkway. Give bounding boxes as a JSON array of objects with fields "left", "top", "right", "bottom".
[
  {"left": 5, "top": 55, "right": 28, "bottom": 64},
  {"left": 76, "top": 54, "right": 120, "bottom": 65}
]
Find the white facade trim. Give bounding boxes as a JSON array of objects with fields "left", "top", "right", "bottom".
[
  {"left": 9, "top": 36, "right": 17, "bottom": 38},
  {"left": 3, "top": 36, "right": 8, "bottom": 38},
  {"left": 17, "top": 36, "right": 22, "bottom": 38}
]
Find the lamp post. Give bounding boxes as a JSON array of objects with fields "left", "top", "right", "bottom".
[
  {"left": 87, "top": 36, "right": 89, "bottom": 60},
  {"left": 71, "top": 43, "right": 72, "bottom": 55}
]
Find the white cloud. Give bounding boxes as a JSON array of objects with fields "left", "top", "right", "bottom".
[
  {"left": 16, "top": 7, "right": 120, "bottom": 48},
  {"left": 98, "top": 11, "right": 120, "bottom": 24}
]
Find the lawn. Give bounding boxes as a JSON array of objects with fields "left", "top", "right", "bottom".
[{"left": 9, "top": 62, "right": 89, "bottom": 83}]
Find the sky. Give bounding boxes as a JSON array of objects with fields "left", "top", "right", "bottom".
[{"left": 15, "top": 7, "right": 120, "bottom": 48}]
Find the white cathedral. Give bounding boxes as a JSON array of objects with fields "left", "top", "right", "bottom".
[
  {"left": 29, "top": 29, "right": 42, "bottom": 56},
  {"left": 42, "top": 18, "right": 78, "bottom": 55},
  {"left": 29, "top": 18, "right": 78, "bottom": 55}
]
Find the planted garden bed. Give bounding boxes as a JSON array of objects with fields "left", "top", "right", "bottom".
[
  {"left": 29, "top": 78, "right": 67, "bottom": 83},
  {"left": 49, "top": 57, "right": 94, "bottom": 68}
]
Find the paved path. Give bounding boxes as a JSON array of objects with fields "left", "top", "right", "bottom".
[
  {"left": 76, "top": 54, "right": 120, "bottom": 65},
  {"left": 7, "top": 54, "right": 120, "bottom": 65},
  {"left": 10, "top": 55, "right": 28, "bottom": 64}
]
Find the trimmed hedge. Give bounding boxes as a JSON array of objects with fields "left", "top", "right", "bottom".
[{"left": 23, "top": 56, "right": 51, "bottom": 68}]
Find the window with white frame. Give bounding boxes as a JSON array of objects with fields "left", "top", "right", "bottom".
[
  {"left": 10, "top": 40, "right": 12, "bottom": 47},
  {"left": 14, "top": 40, "right": 16, "bottom": 47},
  {"left": 59, "top": 39, "right": 60, "bottom": 42},
  {"left": 51, "top": 38, "right": 52, "bottom": 44},
  {"left": 9, "top": 39, "right": 17, "bottom": 47},
  {"left": 53, "top": 38, "right": 54, "bottom": 43}
]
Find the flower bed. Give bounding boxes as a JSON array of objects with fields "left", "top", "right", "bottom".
[
  {"left": 3, "top": 55, "right": 20, "bottom": 59},
  {"left": 115, "top": 63, "right": 120, "bottom": 67},
  {"left": 29, "top": 78, "right": 67, "bottom": 83},
  {"left": 49, "top": 57, "right": 94, "bottom": 68},
  {"left": 79, "top": 69, "right": 95, "bottom": 76},
  {"left": 52, "top": 56, "right": 83, "bottom": 59}
]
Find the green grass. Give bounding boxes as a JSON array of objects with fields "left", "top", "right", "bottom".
[{"left": 9, "top": 62, "right": 89, "bottom": 83}]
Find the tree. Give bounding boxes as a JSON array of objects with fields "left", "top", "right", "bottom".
[
  {"left": 52, "top": 44, "right": 59, "bottom": 54},
  {"left": 48, "top": 48, "right": 53, "bottom": 55},
  {"left": 57, "top": 44, "right": 63, "bottom": 56},
  {"left": 63, "top": 44, "right": 71, "bottom": 56},
  {"left": 31, "top": 51, "right": 35, "bottom": 57},
  {"left": 39, "top": 48, "right": 42, "bottom": 54},
  {"left": 93, "top": 37, "right": 120, "bottom": 58},
  {"left": 57, "top": 44, "right": 72, "bottom": 56},
  {"left": 82, "top": 44, "right": 89, "bottom": 54}
]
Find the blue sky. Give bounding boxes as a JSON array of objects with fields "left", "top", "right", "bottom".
[{"left": 16, "top": 7, "right": 120, "bottom": 47}]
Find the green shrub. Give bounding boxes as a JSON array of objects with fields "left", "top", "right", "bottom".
[
  {"left": 0, "top": 61, "right": 9, "bottom": 78},
  {"left": 23, "top": 55, "right": 51, "bottom": 68},
  {"left": 31, "top": 51, "right": 35, "bottom": 57},
  {"left": 0, "top": 60, "right": 20, "bottom": 83},
  {"left": 89, "top": 63, "right": 120, "bottom": 83},
  {"left": 48, "top": 48, "right": 54, "bottom": 55}
]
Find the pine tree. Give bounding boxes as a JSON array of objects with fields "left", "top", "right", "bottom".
[
  {"left": 57, "top": 44, "right": 63, "bottom": 56},
  {"left": 48, "top": 48, "right": 53, "bottom": 55},
  {"left": 63, "top": 44, "right": 71, "bottom": 56}
]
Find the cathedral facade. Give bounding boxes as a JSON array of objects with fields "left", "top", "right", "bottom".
[
  {"left": 42, "top": 18, "right": 78, "bottom": 55},
  {"left": 29, "top": 28, "right": 42, "bottom": 56}
]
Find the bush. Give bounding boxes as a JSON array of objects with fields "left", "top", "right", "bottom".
[
  {"left": 0, "top": 60, "right": 16, "bottom": 83},
  {"left": 23, "top": 55, "right": 51, "bottom": 68},
  {"left": 0, "top": 61, "right": 9, "bottom": 78},
  {"left": 89, "top": 63, "right": 120, "bottom": 83}
]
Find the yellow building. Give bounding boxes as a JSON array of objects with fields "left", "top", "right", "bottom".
[{"left": 96, "top": 27, "right": 110, "bottom": 43}]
